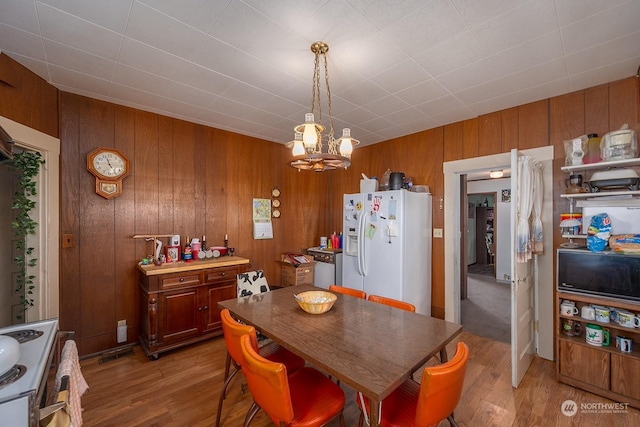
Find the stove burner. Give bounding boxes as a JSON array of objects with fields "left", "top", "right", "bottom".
[
  {"left": 0, "top": 364, "right": 27, "bottom": 390},
  {"left": 1, "top": 329, "right": 43, "bottom": 344}
]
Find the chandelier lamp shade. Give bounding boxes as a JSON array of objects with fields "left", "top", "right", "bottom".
[{"left": 289, "top": 41, "right": 359, "bottom": 172}]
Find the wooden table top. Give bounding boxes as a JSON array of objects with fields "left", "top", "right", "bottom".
[{"left": 218, "top": 284, "right": 462, "bottom": 403}]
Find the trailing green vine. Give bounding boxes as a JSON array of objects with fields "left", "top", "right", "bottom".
[{"left": 2, "top": 151, "right": 44, "bottom": 319}]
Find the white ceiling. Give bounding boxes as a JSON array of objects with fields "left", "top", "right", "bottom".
[{"left": 1, "top": 0, "right": 639, "bottom": 147}]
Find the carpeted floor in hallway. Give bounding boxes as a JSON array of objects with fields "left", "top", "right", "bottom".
[{"left": 461, "top": 269, "right": 510, "bottom": 343}]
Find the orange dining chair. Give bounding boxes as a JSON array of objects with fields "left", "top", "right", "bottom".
[
  {"left": 357, "top": 341, "right": 469, "bottom": 427},
  {"left": 368, "top": 294, "right": 416, "bottom": 312},
  {"left": 216, "top": 309, "right": 305, "bottom": 427},
  {"left": 239, "top": 334, "right": 346, "bottom": 427},
  {"left": 329, "top": 284, "right": 366, "bottom": 299}
]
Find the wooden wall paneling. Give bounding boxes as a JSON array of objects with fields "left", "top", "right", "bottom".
[
  {"left": 157, "top": 116, "right": 175, "bottom": 236},
  {"left": 584, "top": 84, "right": 609, "bottom": 137},
  {"left": 478, "top": 112, "right": 502, "bottom": 156},
  {"left": 443, "top": 122, "right": 464, "bottom": 162},
  {"left": 549, "top": 91, "right": 585, "bottom": 253},
  {"left": 518, "top": 100, "right": 549, "bottom": 150},
  {"left": 463, "top": 118, "right": 479, "bottom": 159},
  {"left": 171, "top": 119, "right": 198, "bottom": 244},
  {"left": 421, "top": 127, "right": 445, "bottom": 317},
  {"left": 134, "top": 111, "right": 160, "bottom": 261},
  {"left": 209, "top": 129, "right": 232, "bottom": 248},
  {"left": 501, "top": 107, "right": 519, "bottom": 152},
  {"left": 113, "top": 105, "right": 137, "bottom": 343},
  {"left": 58, "top": 93, "right": 81, "bottom": 335},
  {"left": 609, "top": 77, "right": 640, "bottom": 131},
  {"left": 77, "top": 97, "right": 117, "bottom": 353},
  {"left": 193, "top": 124, "right": 208, "bottom": 236},
  {"left": 0, "top": 54, "right": 58, "bottom": 138}
]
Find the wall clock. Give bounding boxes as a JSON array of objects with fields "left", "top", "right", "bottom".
[
  {"left": 87, "top": 147, "right": 130, "bottom": 199},
  {"left": 271, "top": 187, "right": 280, "bottom": 197},
  {"left": 272, "top": 199, "right": 281, "bottom": 208},
  {"left": 272, "top": 209, "right": 281, "bottom": 218}
]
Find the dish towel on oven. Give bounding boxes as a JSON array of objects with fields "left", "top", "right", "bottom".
[{"left": 54, "top": 340, "right": 89, "bottom": 427}]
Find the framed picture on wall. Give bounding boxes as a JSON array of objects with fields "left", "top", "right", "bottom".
[{"left": 502, "top": 189, "right": 511, "bottom": 203}]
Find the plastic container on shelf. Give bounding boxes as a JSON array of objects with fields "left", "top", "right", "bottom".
[
  {"left": 600, "top": 127, "right": 638, "bottom": 161},
  {"left": 583, "top": 133, "right": 601, "bottom": 164}
]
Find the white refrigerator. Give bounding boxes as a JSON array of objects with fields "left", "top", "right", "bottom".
[{"left": 342, "top": 190, "right": 432, "bottom": 315}]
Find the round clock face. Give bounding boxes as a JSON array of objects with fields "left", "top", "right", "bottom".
[
  {"left": 271, "top": 188, "right": 281, "bottom": 197},
  {"left": 91, "top": 150, "right": 128, "bottom": 179},
  {"left": 272, "top": 209, "right": 281, "bottom": 218},
  {"left": 272, "top": 199, "right": 281, "bottom": 208}
]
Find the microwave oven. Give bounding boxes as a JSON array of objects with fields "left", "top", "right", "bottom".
[{"left": 557, "top": 248, "right": 640, "bottom": 302}]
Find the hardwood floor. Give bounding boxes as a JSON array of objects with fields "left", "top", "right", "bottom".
[{"left": 77, "top": 332, "right": 640, "bottom": 426}]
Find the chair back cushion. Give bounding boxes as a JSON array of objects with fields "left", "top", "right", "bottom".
[
  {"left": 415, "top": 342, "right": 469, "bottom": 426},
  {"left": 237, "top": 270, "right": 270, "bottom": 297},
  {"left": 220, "top": 309, "right": 259, "bottom": 366},
  {"left": 368, "top": 294, "right": 415, "bottom": 312},
  {"left": 240, "top": 335, "right": 294, "bottom": 423},
  {"left": 329, "top": 285, "right": 366, "bottom": 299}
]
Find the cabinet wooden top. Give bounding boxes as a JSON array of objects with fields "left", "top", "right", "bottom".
[{"left": 137, "top": 256, "right": 249, "bottom": 276}]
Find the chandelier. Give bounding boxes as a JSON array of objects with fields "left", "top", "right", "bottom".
[{"left": 288, "top": 41, "right": 359, "bottom": 172}]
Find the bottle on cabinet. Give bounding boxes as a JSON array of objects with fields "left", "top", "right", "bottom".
[{"left": 183, "top": 235, "right": 193, "bottom": 262}]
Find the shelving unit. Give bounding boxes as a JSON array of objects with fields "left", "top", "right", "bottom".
[
  {"left": 556, "top": 157, "right": 640, "bottom": 406},
  {"left": 559, "top": 158, "right": 640, "bottom": 244},
  {"left": 556, "top": 291, "right": 640, "bottom": 407}
]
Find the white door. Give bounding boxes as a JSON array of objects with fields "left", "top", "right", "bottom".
[{"left": 510, "top": 149, "right": 535, "bottom": 387}]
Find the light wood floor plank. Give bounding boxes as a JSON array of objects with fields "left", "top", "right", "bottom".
[{"left": 77, "top": 331, "right": 640, "bottom": 426}]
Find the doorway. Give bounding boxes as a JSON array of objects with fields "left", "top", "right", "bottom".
[
  {"left": 0, "top": 116, "right": 60, "bottom": 324},
  {"left": 463, "top": 186, "right": 510, "bottom": 343},
  {"left": 443, "top": 148, "right": 555, "bottom": 363}
]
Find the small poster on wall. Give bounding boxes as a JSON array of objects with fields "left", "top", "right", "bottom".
[
  {"left": 502, "top": 189, "right": 511, "bottom": 203},
  {"left": 253, "top": 198, "right": 273, "bottom": 239}
]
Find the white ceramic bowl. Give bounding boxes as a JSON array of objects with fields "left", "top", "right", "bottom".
[{"left": 0, "top": 335, "right": 20, "bottom": 376}]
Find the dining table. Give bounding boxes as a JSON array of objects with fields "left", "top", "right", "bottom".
[{"left": 218, "top": 284, "right": 463, "bottom": 427}]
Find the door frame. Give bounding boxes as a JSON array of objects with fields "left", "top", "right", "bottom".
[
  {"left": 443, "top": 146, "right": 554, "bottom": 361},
  {"left": 0, "top": 116, "right": 60, "bottom": 322}
]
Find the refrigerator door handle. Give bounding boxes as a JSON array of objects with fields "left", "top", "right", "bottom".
[{"left": 358, "top": 211, "right": 367, "bottom": 276}]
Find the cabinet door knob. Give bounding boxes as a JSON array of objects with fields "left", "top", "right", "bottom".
[
  {"left": 198, "top": 306, "right": 203, "bottom": 311},
  {"left": 203, "top": 305, "right": 208, "bottom": 310},
  {"left": 221, "top": 272, "right": 226, "bottom": 276},
  {"left": 179, "top": 277, "right": 185, "bottom": 282}
]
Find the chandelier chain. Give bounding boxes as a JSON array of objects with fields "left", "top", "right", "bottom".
[{"left": 323, "top": 53, "right": 338, "bottom": 155}]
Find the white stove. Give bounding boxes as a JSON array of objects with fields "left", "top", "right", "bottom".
[{"left": 0, "top": 318, "right": 58, "bottom": 427}]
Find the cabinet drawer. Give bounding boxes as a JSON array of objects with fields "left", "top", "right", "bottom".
[
  {"left": 559, "top": 340, "right": 610, "bottom": 390},
  {"left": 161, "top": 272, "right": 202, "bottom": 289},
  {"left": 204, "top": 266, "right": 239, "bottom": 284}
]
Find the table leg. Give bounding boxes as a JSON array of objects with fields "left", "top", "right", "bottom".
[
  {"left": 369, "top": 400, "right": 380, "bottom": 426},
  {"left": 439, "top": 347, "right": 449, "bottom": 363}
]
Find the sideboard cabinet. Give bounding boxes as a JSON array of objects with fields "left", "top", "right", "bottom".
[{"left": 137, "top": 257, "right": 249, "bottom": 358}]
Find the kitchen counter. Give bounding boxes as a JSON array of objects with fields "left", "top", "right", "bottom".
[{"left": 137, "top": 256, "right": 249, "bottom": 276}]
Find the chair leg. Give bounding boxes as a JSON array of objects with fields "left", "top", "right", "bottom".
[
  {"left": 223, "top": 352, "right": 231, "bottom": 381},
  {"left": 242, "top": 402, "right": 261, "bottom": 427},
  {"left": 215, "top": 363, "right": 241, "bottom": 427},
  {"left": 358, "top": 411, "right": 364, "bottom": 427}
]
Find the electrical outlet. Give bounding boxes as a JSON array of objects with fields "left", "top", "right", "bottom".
[{"left": 433, "top": 228, "right": 443, "bottom": 238}]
